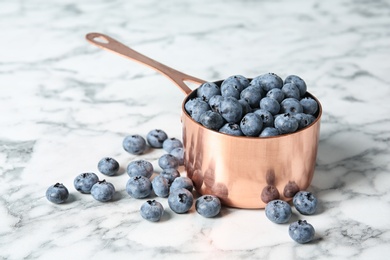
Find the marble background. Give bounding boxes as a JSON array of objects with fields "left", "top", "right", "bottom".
[{"left": 1, "top": 0, "right": 390, "bottom": 259}]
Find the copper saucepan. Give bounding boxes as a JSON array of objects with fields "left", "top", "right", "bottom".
[{"left": 86, "top": 32, "right": 322, "bottom": 209}]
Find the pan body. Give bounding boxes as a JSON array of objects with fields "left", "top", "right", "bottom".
[{"left": 181, "top": 87, "right": 322, "bottom": 209}]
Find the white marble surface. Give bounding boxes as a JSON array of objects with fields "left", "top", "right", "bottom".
[{"left": 1, "top": 0, "right": 390, "bottom": 259}]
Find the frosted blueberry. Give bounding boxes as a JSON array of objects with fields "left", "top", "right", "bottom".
[
  {"left": 146, "top": 129, "right": 168, "bottom": 148},
  {"left": 289, "top": 220, "right": 315, "bottom": 244},
  {"left": 152, "top": 175, "right": 169, "bottom": 198},
  {"left": 282, "top": 83, "right": 300, "bottom": 99},
  {"left": 158, "top": 154, "right": 179, "bottom": 169},
  {"left": 265, "top": 200, "right": 292, "bottom": 224},
  {"left": 266, "top": 88, "right": 285, "bottom": 103},
  {"left": 253, "top": 109, "right": 274, "bottom": 128},
  {"left": 284, "top": 75, "right": 307, "bottom": 97},
  {"left": 300, "top": 97, "right": 318, "bottom": 115},
  {"left": 168, "top": 188, "right": 194, "bottom": 214},
  {"left": 127, "top": 160, "right": 154, "bottom": 178},
  {"left": 221, "top": 76, "right": 245, "bottom": 99},
  {"left": 199, "top": 110, "right": 225, "bottom": 131},
  {"left": 274, "top": 113, "right": 299, "bottom": 134},
  {"left": 170, "top": 176, "right": 194, "bottom": 192},
  {"left": 123, "top": 134, "right": 147, "bottom": 155},
  {"left": 219, "top": 123, "right": 244, "bottom": 136},
  {"left": 240, "top": 112, "right": 263, "bottom": 137},
  {"left": 195, "top": 195, "right": 221, "bottom": 218},
  {"left": 229, "top": 75, "right": 250, "bottom": 88},
  {"left": 126, "top": 175, "right": 152, "bottom": 199},
  {"left": 238, "top": 99, "right": 252, "bottom": 115},
  {"left": 197, "top": 82, "right": 221, "bottom": 102},
  {"left": 46, "top": 183, "right": 69, "bottom": 204},
  {"left": 280, "top": 98, "right": 303, "bottom": 114},
  {"left": 240, "top": 86, "right": 262, "bottom": 108},
  {"left": 293, "top": 113, "right": 312, "bottom": 130},
  {"left": 260, "top": 97, "right": 280, "bottom": 115},
  {"left": 251, "top": 73, "right": 283, "bottom": 92},
  {"left": 163, "top": 138, "right": 183, "bottom": 153},
  {"left": 259, "top": 127, "right": 280, "bottom": 137},
  {"left": 74, "top": 172, "right": 99, "bottom": 194},
  {"left": 208, "top": 95, "right": 224, "bottom": 113},
  {"left": 91, "top": 180, "right": 115, "bottom": 202},
  {"left": 219, "top": 97, "right": 243, "bottom": 123},
  {"left": 293, "top": 191, "right": 318, "bottom": 215},
  {"left": 97, "top": 157, "right": 119, "bottom": 176},
  {"left": 160, "top": 168, "right": 181, "bottom": 185},
  {"left": 190, "top": 99, "right": 210, "bottom": 122},
  {"left": 170, "top": 147, "right": 184, "bottom": 166},
  {"left": 140, "top": 200, "right": 164, "bottom": 222}
]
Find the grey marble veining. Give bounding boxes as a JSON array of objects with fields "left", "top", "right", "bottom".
[{"left": 1, "top": 0, "right": 390, "bottom": 259}]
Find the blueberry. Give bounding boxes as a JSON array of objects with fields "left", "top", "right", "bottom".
[
  {"left": 260, "top": 97, "right": 280, "bottom": 115},
  {"left": 281, "top": 83, "right": 300, "bottom": 99},
  {"left": 123, "top": 134, "right": 147, "bottom": 155},
  {"left": 280, "top": 98, "right": 303, "bottom": 114},
  {"left": 140, "top": 200, "right": 164, "bottom": 222},
  {"left": 189, "top": 99, "right": 210, "bottom": 122},
  {"left": 91, "top": 180, "right": 115, "bottom": 202},
  {"left": 46, "top": 183, "right": 69, "bottom": 204},
  {"left": 229, "top": 75, "right": 250, "bottom": 88},
  {"left": 170, "top": 176, "right": 194, "bottom": 192},
  {"left": 221, "top": 77, "right": 245, "bottom": 99},
  {"left": 151, "top": 175, "right": 169, "bottom": 198},
  {"left": 293, "top": 113, "right": 312, "bottom": 130},
  {"left": 158, "top": 154, "right": 179, "bottom": 169},
  {"left": 160, "top": 168, "right": 181, "bottom": 185},
  {"left": 284, "top": 75, "right": 307, "bottom": 97},
  {"left": 300, "top": 97, "right": 318, "bottom": 115},
  {"left": 238, "top": 99, "right": 252, "bottom": 115},
  {"left": 170, "top": 147, "right": 184, "bottom": 166},
  {"left": 293, "top": 191, "right": 318, "bottom": 215},
  {"left": 259, "top": 127, "right": 280, "bottom": 137},
  {"left": 97, "top": 157, "right": 119, "bottom": 176},
  {"left": 127, "top": 160, "right": 154, "bottom": 178},
  {"left": 168, "top": 188, "right": 194, "bottom": 214},
  {"left": 184, "top": 97, "right": 201, "bottom": 115},
  {"left": 219, "top": 97, "right": 243, "bottom": 123},
  {"left": 266, "top": 88, "right": 285, "bottom": 103},
  {"left": 240, "top": 86, "right": 262, "bottom": 108},
  {"left": 199, "top": 110, "right": 225, "bottom": 131},
  {"left": 274, "top": 113, "right": 299, "bottom": 134},
  {"left": 208, "top": 95, "right": 225, "bottom": 113},
  {"left": 251, "top": 73, "right": 283, "bottom": 92},
  {"left": 289, "top": 220, "right": 315, "bottom": 244},
  {"left": 162, "top": 137, "right": 183, "bottom": 153},
  {"left": 265, "top": 200, "right": 292, "bottom": 224},
  {"left": 195, "top": 195, "right": 221, "bottom": 218},
  {"left": 219, "top": 123, "right": 244, "bottom": 136},
  {"left": 197, "top": 82, "right": 221, "bottom": 102},
  {"left": 240, "top": 112, "right": 263, "bottom": 137},
  {"left": 74, "top": 172, "right": 99, "bottom": 194},
  {"left": 253, "top": 109, "right": 274, "bottom": 128},
  {"left": 126, "top": 175, "right": 152, "bottom": 199},
  {"left": 146, "top": 129, "right": 168, "bottom": 148}
]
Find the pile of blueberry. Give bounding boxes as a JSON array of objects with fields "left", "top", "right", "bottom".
[
  {"left": 185, "top": 73, "right": 319, "bottom": 137},
  {"left": 45, "top": 129, "right": 221, "bottom": 222},
  {"left": 265, "top": 191, "right": 318, "bottom": 244}
]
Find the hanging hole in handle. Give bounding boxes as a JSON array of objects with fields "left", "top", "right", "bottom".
[{"left": 93, "top": 35, "right": 109, "bottom": 44}]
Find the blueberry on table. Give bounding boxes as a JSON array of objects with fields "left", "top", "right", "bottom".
[
  {"left": 123, "top": 134, "right": 147, "bottom": 155},
  {"left": 146, "top": 129, "right": 168, "bottom": 148},
  {"left": 46, "top": 183, "right": 69, "bottom": 204},
  {"left": 170, "top": 147, "right": 184, "bottom": 166},
  {"left": 158, "top": 154, "right": 179, "bottom": 170},
  {"left": 265, "top": 200, "right": 292, "bottom": 224},
  {"left": 195, "top": 195, "right": 221, "bottom": 218},
  {"left": 240, "top": 112, "right": 263, "bottom": 137},
  {"left": 91, "top": 180, "right": 115, "bottom": 202},
  {"left": 289, "top": 220, "right": 315, "bottom": 244},
  {"left": 284, "top": 75, "right": 307, "bottom": 97},
  {"left": 170, "top": 176, "right": 194, "bottom": 193},
  {"left": 293, "top": 191, "right": 318, "bottom": 215},
  {"left": 127, "top": 160, "right": 154, "bottom": 178},
  {"left": 126, "top": 175, "right": 152, "bottom": 199},
  {"left": 168, "top": 188, "right": 194, "bottom": 214},
  {"left": 162, "top": 137, "right": 183, "bottom": 153},
  {"left": 98, "top": 157, "right": 119, "bottom": 176},
  {"left": 140, "top": 200, "right": 164, "bottom": 222},
  {"left": 74, "top": 172, "right": 99, "bottom": 194},
  {"left": 274, "top": 113, "right": 299, "bottom": 134},
  {"left": 152, "top": 175, "right": 169, "bottom": 198},
  {"left": 197, "top": 82, "right": 221, "bottom": 102}
]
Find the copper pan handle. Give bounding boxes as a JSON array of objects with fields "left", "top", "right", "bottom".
[{"left": 86, "top": 32, "right": 206, "bottom": 95}]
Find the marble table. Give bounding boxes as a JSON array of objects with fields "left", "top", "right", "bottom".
[{"left": 1, "top": 0, "right": 389, "bottom": 259}]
